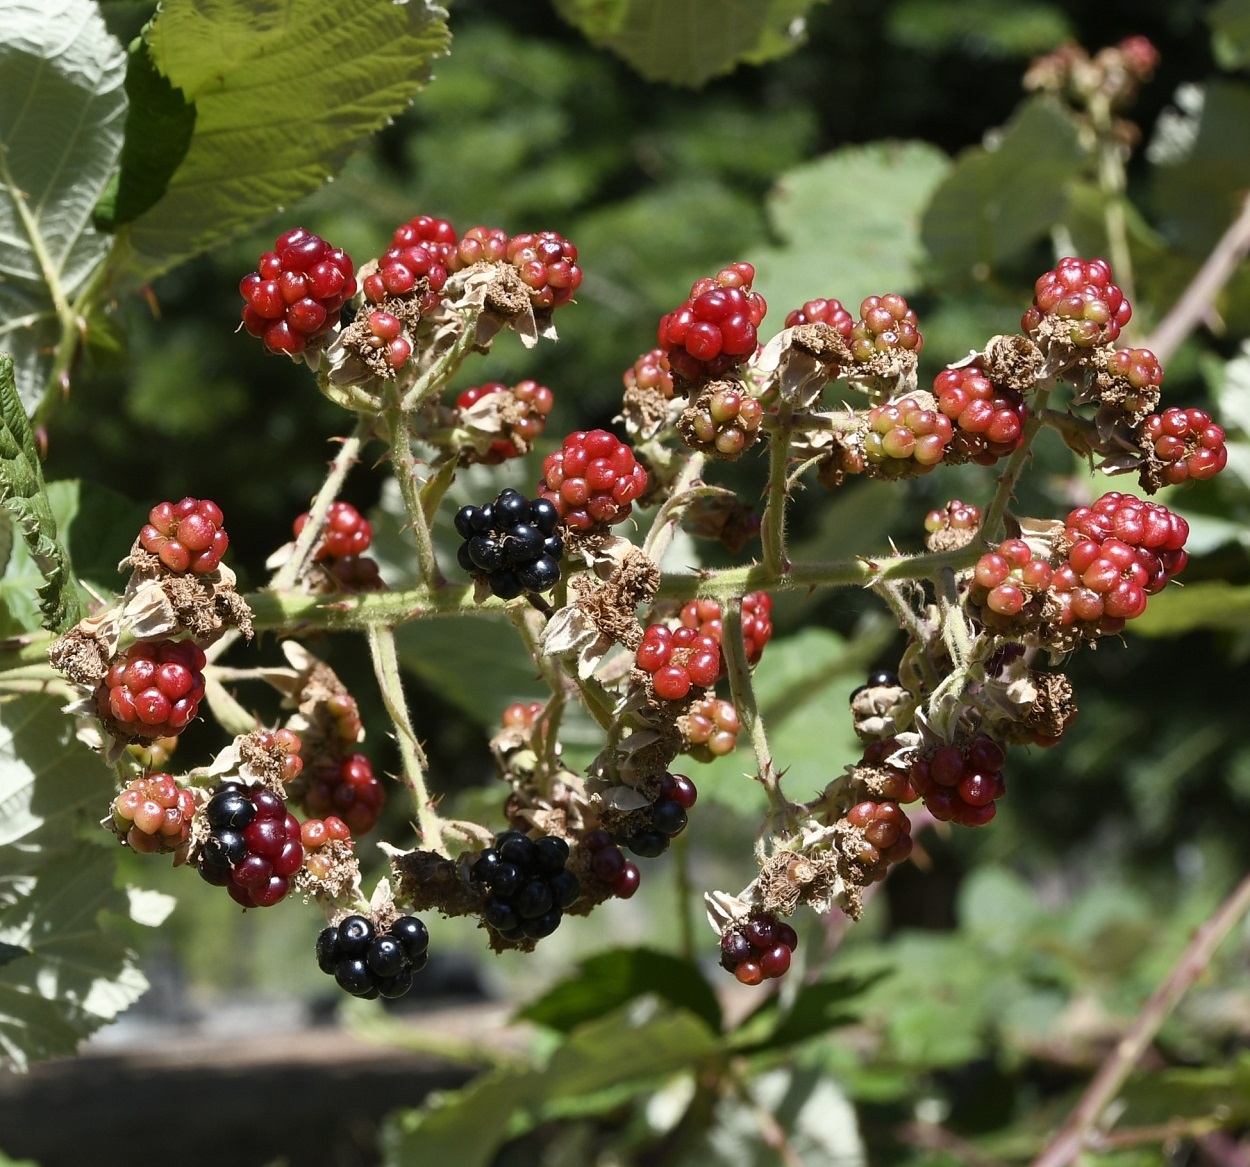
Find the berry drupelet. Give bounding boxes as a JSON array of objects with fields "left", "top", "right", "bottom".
[
  {"left": 293, "top": 501, "right": 373, "bottom": 561},
  {"left": 316, "top": 913, "right": 430, "bottom": 1000},
  {"left": 111, "top": 773, "right": 197, "bottom": 854},
  {"left": 1022, "top": 257, "right": 1131, "bottom": 347},
  {"left": 470, "top": 830, "right": 581, "bottom": 942},
  {"left": 455, "top": 488, "right": 564, "bottom": 599},
  {"left": 618, "top": 773, "right": 698, "bottom": 859}
]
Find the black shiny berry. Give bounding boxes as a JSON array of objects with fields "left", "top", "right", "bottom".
[
  {"left": 335, "top": 958, "right": 372, "bottom": 995},
  {"left": 868, "top": 669, "right": 898, "bottom": 687},
  {"left": 367, "top": 936, "right": 407, "bottom": 978},
  {"left": 515, "top": 879, "right": 554, "bottom": 919},
  {"left": 338, "top": 915, "right": 375, "bottom": 956},
  {"left": 651, "top": 800, "right": 688, "bottom": 837},
  {"left": 206, "top": 788, "right": 255, "bottom": 830},
  {"left": 376, "top": 966, "right": 414, "bottom": 999},
  {"left": 531, "top": 498, "right": 559, "bottom": 534},
  {"left": 533, "top": 835, "right": 570, "bottom": 873},
  {"left": 391, "top": 915, "right": 429, "bottom": 958},
  {"left": 468, "top": 535, "right": 505, "bottom": 571},
  {"left": 550, "top": 868, "right": 581, "bottom": 908},
  {"left": 627, "top": 830, "right": 670, "bottom": 858},
  {"left": 316, "top": 926, "right": 341, "bottom": 974},
  {"left": 518, "top": 555, "right": 560, "bottom": 592}
]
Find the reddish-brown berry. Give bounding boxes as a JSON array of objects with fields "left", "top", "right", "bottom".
[{"left": 139, "top": 498, "right": 228, "bottom": 575}]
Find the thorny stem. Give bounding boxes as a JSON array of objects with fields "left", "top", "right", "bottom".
[
  {"left": 642, "top": 452, "right": 706, "bottom": 565},
  {"left": 760, "top": 402, "right": 794, "bottom": 577},
  {"left": 271, "top": 414, "right": 373, "bottom": 593},
  {"left": 1147, "top": 191, "right": 1250, "bottom": 363},
  {"left": 383, "top": 402, "right": 446, "bottom": 589},
  {"left": 366, "top": 624, "right": 445, "bottom": 855},
  {"left": 981, "top": 379, "right": 1054, "bottom": 543},
  {"left": 722, "top": 599, "right": 796, "bottom": 837},
  {"left": 1031, "top": 868, "right": 1250, "bottom": 1167}
]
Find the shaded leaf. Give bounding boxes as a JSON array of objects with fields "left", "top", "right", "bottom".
[
  {"left": 516, "top": 947, "right": 722, "bottom": 1035},
  {"left": 0, "top": 0, "right": 127, "bottom": 411},
  {"left": 0, "top": 357, "right": 83, "bottom": 631},
  {"left": 887, "top": 0, "right": 1072, "bottom": 58},
  {"left": 1210, "top": 0, "right": 1250, "bottom": 69},
  {"left": 733, "top": 973, "right": 881, "bottom": 1052},
  {"left": 1131, "top": 581, "right": 1250, "bottom": 636},
  {"left": 751, "top": 141, "right": 950, "bottom": 319},
  {"left": 119, "top": 0, "right": 450, "bottom": 282},
  {"left": 922, "top": 98, "right": 1087, "bottom": 279},
  {"left": 553, "top": 0, "right": 823, "bottom": 88},
  {"left": 93, "top": 34, "right": 196, "bottom": 230}
]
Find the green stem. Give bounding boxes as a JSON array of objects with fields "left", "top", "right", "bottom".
[
  {"left": 366, "top": 624, "right": 445, "bottom": 855},
  {"left": 642, "top": 452, "right": 706, "bottom": 564},
  {"left": 1090, "top": 94, "right": 1136, "bottom": 307},
  {"left": 760, "top": 404, "right": 794, "bottom": 577},
  {"left": 673, "top": 830, "right": 696, "bottom": 962},
  {"left": 271, "top": 415, "right": 373, "bottom": 593},
  {"left": 400, "top": 317, "right": 479, "bottom": 412},
  {"left": 981, "top": 381, "right": 1053, "bottom": 543},
  {"left": 872, "top": 580, "right": 940, "bottom": 692},
  {"left": 383, "top": 404, "right": 445, "bottom": 589}
]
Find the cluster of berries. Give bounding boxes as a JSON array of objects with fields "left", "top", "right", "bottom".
[
  {"left": 924, "top": 499, "right": 982, "bottom": 537},
  {"left": 784, "top": 296, "right": 854, "bottom": 337},
  {"left": 910, "top": 735, "right": 1007, "bottom": 826},
  {"left": 98, "top": 639, "right": 207, "bottom": 741},
  {"left": 863, "top": 396, "right": 952, "bottom": 476},
  {"left": 455, "top": 488, "right": 564, "bottom": 598},
  {"left": 850, "top": 294, "right": 923, "bottom": 362},
  {"left": 719, "top": 913, "right": 799, "bottom": 985},
  {"left": 971, "top": 538, "right": 1055, "bottom": 625},
  {"left": 623, "top": 348, "right": 675, "bottom": 399},
  {"left": 581, "top": 829, "right": 641, "bottom": 899},
  {"left": 657, "top": 262, "right": 768, "bottom": 384},
  {"left": 677, "top": 592, "right": 774, "bottom": 671},
  {"left": 681, "top": 696, "right": 741, "bottom": 759},
  {"left": 316, "top": 914, "right": 429, "bottom": 1000},
  {"left": 615, "top": 773, "right": 698, "bottom": 859},
  {"left": 301, "top": 753, "right": 386, "bottom": 836},
  {"left": 636, "top": 623, "right": 721, "bottom": 702},
  {"left": 197, "top": 783, "right": 305, "bottom": 907},
  {"left": 845, "top": 799, "right": 914, "bottom": 882},
  {"left": 456, "top": 380, "right": 555, "bottom": 463},
  {"left": 300, "top": 815, "right": 353, "bottom": 881},
  {"left": 933, "top": 368, "right": 1028, "bottom": 464},
  {"left": 292, "top": 501, "right": 381, "bottom": 591},
  {"left": 111, "top": 773, "right": 197, "bottom": 854},
  {"left": 1106, "top": 346, "right": 1164, "bottom": 414},
  {"left": 240, "top": 228, "right": 356, "bottom": 355},
  {"left": 362, "top": 214, "right": 456, "bottom": 310},
  {"left": 1141, "top": 407, "right": 1227, "bottom": 485},
  {"left": 537, "top": 430, "right": 648, "bottom": 532},
  {"left": 470, "top": 831, "right": 581, "bottom": 942},
  {"left": 357, "top": 309, "right": 413, "bottom": 372},
  {"left": 139, "top": 497, "right": 228, "bottom": 575},
  {"left": 1022, "top": 256, "right": 1131, "bottom": 347},
  {"left": 680, "top": 385, "right": 765, "bottom": 458},
  {"left": 503, "top": 231, "right": 583, "bottom": 311}
]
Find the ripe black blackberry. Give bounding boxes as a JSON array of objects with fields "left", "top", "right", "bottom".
[
  {"left": 315, "top": 913, "right": 430, "bottom": 999},
  {"left": 470, "top": 830, "right": 581, "bottom": 941},
  {"left": 454, "top": 488, "right": 563, "bottom": 600},
  {"left": 618, "top": 773, "right": 697, "bottom": 858}
]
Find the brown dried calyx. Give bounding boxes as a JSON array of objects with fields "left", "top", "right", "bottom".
[
  {"left": 1001, "top": 669, "right": 1078, "bottom": 746},
  {"left": 980, "top": 333, "right": 1044, "bottom": 393},
  {"left": 119, "top": 548, "right": 253, "bottom": 643},
  {"left": 757, "top": 846, "right": 856, "bottom": 919}
]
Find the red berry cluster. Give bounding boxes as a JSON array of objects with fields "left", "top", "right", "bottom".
[
  {"left": 924, "top": 498, "right": 982, "bottom": 535},
  {"left": 1107, "top": 346, "right": 1164, "bottom": 413},
  {"left": 302, "top": 753, "right": 386, "bottom": 835},
  {"left": 1142, "top": 408, "right": 1227, "bottom": 485},
  {"left": 537, "top": 429, "right": 648, "bottom": 532},
  {"left": 909, "top": 735, "right": 1007, "bottom": 826},
  {"left": 506, "top": 231, "right": 582, "bottom": 311},
  {"left": 358, "top": 310, "right": 412, "bottom": 372},
  {"left": 682, "top": 696, "right": 741, "bottom": 758},
  {"left": 972, "top": 537, "right": 1055, "bottom": 620},
  {"left": 362, "top": 221, "right": 453, "bottom": 309},
  {"left": 681, "top": 385, "right": 764, "bottom": 457},
  {"left": 784, "top": 297, "right": 854, "bottom": 338},
  {"left": 678, "top": 592, "right": 774, "bottom": 670},
  {"left": 451, "top": 225, "right": 510, "bottom": 268},
  {"left": 1051, "top": 492, "right": 1189, "bottom": 632},
  {"left": 719, "top": 913, "right": 799, "bottom": 985},
  {"left": 636, "top": 624, "right": 720, "bottom": 702},
  {"left": 300, "top": 815, "right": 353, "bottom": 881},
  {"left": 240, "top": 228, "right": 356, "bottom": 356},
  {"left": 98, "top": 640, "right": 207, "bottom": 740},
  {"left": 623, "top": 349, "right": 675, "bottom": 399},
  {"left": 111, "top": 773, "right": 197, "bottom": 854},
  {"left": 139, "top": 497, "right": 228, "bottom": 574},
  {"left": 457, "top": 380, "right": 555, "bottom": 463},
  {"left": 850, "top": 294, "right": 922, "bottom": 363},
  {"left": 253, "top": 727, "right": 305, "bottom": 786},
  {"left": 390, "top": 214, "right": 458, "bottom": 265},
  {"left": 845, "top": 799, "right": 914, "bottom": 882},
  {"left": 581, "top": 828, "right": 641, "bottom": 900},
  {"left": 864, "top": 396, "right": 952, "bottom": 475},
  {"left": 197, "top": 783, "right": 305, "bottom": 908},
  {"left": 1022, "top": 257, "right": 1132, "bottom": 347},
  {"left": 294, "top": 501, "right": 373, "bottom": 561},
  {"left": 657, "top": 262, "right": 768, "bottom": 384},
  {"left": 933, "top": 368, "right": 1027, "bottom": 464}
]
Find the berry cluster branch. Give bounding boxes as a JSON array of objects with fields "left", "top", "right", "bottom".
[{"left": 1031, "top": 868, "right": 1250, "bottom": 1167}]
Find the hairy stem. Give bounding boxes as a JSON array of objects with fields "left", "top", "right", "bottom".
[
  {"left": 383, "top": 405, "right": 445, "bottom": 589},
  {"left": 400, "top": 316, "right": 480, "bottom": 412},
  {"left": 367, "top": 624, "right": 444, "bottom": 855},
  {"left": 982, "top": 380, "right": 1054, "bottom": 543},
  {"left": 1031, "top": 869, "right": 1250, "bottom": 1167},
  {"left": 760, "top": 405, "right": 794, "bottom": 577}
]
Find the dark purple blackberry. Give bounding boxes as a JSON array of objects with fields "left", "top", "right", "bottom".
[
  {"left": 469, "top": 830, "right": 580, "bottom": 943},
  {"left": 619, "top": 773, "right": 697, "bottom": 858},
  {"left": 196, "top": 782, "right": 303, "bottom": 908},
  {"left": 454, "top": 488, "right": 564, "bottom": 598},
  {"left": 315, "top": 913, "right": 430, "bottom": 999}
]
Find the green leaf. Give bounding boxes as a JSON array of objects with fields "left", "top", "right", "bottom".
[
  {"left": 750, "top": 141, "right": 950, "bottom": 319},
  {"left": 93, "top": 35, "right": 196, "bottom": 231},
  {"left": 118, "top": 0, "right": 450, "bottom": 282},
  {"left": 733, "top": 973, "right": 879, "bottom": 1052},
  {"left": 552, "top": 0, "right": 824, "bottom": 88},
  {"left": 922, "top": 98, "right": 1088, "bottom": 279},
  {"left": 516, "top": 947, "right": 723, "bottom": 1035},
  {"left": 0, "top": 0, "right": 127, "bottom": 411},
  {"left": 384, "top": 1002, "right": 719, "bottom": 1167},
  {"left": 1210, "top": 0, "right": 1250, "bottom": 69},
  {"left": 887, "top": 0, "right": 1072, "bottom": 58},
  {"left": 0, "top": 357, "right": 83, "bottom": 632},
  {"left": 1131, "top": 581, "right": 1250, "bottom": 636},
  {"left": 0, "top": 693, "right": 149, "bottom": 1070}
]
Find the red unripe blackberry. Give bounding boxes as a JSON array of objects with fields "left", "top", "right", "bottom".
[
  {"left": 1107, "top": 347, "right": 1164, "bottom": 414},
  {"left": 293, "top": 500, "right": 372, "bottom": 562},
  {"left": 933, "top": 368, "right": 1028, "bottom": 464},
  {"left": 784, "top": 297, "right": 854, "bottom": 338},
  {"left": 623, "top": 349, "right": 675, "bottom": 399},
  {"left": 909, "top": 734, "right": 1006, "bottom": 826},
  {"left": 1022, "top": 257, "right": 1131, "bottom": 347},
  {"left": 850, "top": 294, "right": 922, "bottom": 362},
  {"left": 538, "top": 430, "right": 648, "bottom": 531},
  {"left": 676, "top": 592, "right": 773, "bottom": 672},
  {"left": 389, "top": 214, "right": 457, "bottom": 264},
  {"left": 636, "top": 623, "right": 720, "bottom": 702},
  {"left": 357, "top": 310, "right": 413, "bottom": 372},
  {"left": 864, "top": 395, "right": 952, "bottom": 475},
  {"left": 112, "top": 773, "right": 197, "bottom": 854},
  {"left": 1142, "top": 408, "right": 1227, "bottom": 485},
  {"left": 98, "top": 639, "right": 207, "bottom": 740},
  {"left": 682, "top": 695, "right": 741, "bottom": 757},
  {"left": 502, "top": 701, "right": 545, "bottom": 732},
  {"left": 858, "top": 738, "right": 920, "bottom": 803},
  {"left": 657, "top": 262, "right": 767, "bottom": 383},
  {"left": 845, "top": 800, "right": 914, "bottom": 881},
  {"left": 300, "top": 815, "right": 352, "bottom": 850},
  {"left": 970, "top": 538, "right": 1054, "bottom": 626},
  {"left": 681, "top": 385, "right": 764, "bottom": 458},
  {"left": 924, "top": 499, "right": 982, "bottom": 534},
  {"left": 505, "top": 231, "right": 583, "bottom": 310},
  {"left": 139, "top": 497, "right": 228, "bottom": 574},
  {"left": 457, "top": 380, "right": 555, "bottom": 463},
  {"left": 451, "top": 225, "right": 510, "bottom": 269},
  {"left": 240, "top": 228, "right": 356, "bottom": 355},
  {"left": 303, "top": 753, "right": 385, "bottom": 835},
  {"left": 582, "top": 828, "right": 642, "bottom": 899},
  {"left": 720, "top": 911, "right": 798, "bottom": 983}
]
